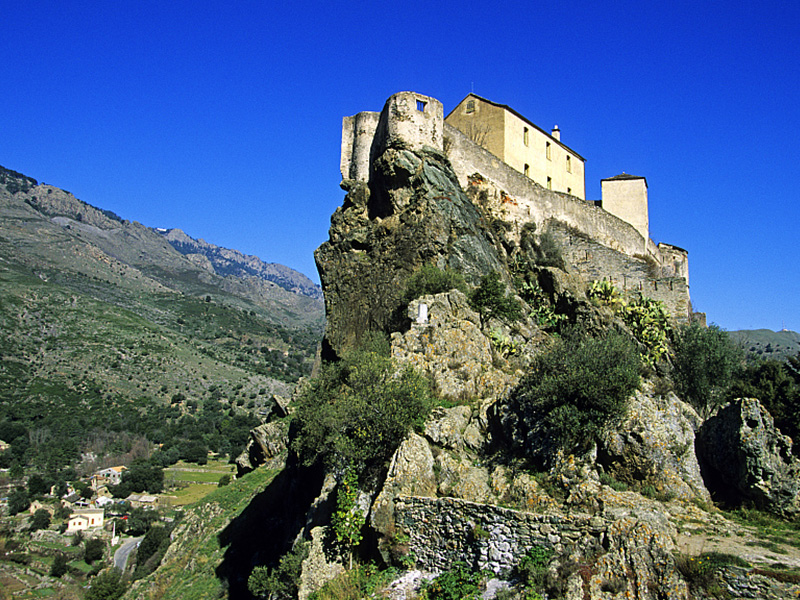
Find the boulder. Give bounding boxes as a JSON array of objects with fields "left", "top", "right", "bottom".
[
  {"left": 315, "top": 145, "right": 508, "bottom": 359},
  {"left": 297, "top": 526, "right": 344, "bottom": 600},
  {"left": 371, "top": 434, "right": 437, "bottom": 562},
  {"left": 696, "top": 397, "right": 800, "bottom": 517},
  {"left": 235, "top": 421, "right": 289, "bottom": 476},
  {"left": 598, "top": 387, "right": 710, "bottom": 503}
]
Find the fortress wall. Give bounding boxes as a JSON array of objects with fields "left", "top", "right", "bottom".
[
  {"left": 549, "top": 222, "right": 690, "bottom": 322},
  {"left": 394, "top": 496, "right": 603, "bottom": 574},
  {"left": 341, "top": 111, "right": 381, "bottom": 181},
  {"left": 445, "top": 124, "right": 654, "bottom": 260}
]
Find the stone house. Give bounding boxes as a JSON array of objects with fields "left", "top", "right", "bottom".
[
  {"left": 91, "top": 465, "right": 126, "bottom": 490},
  {"left": 445, "top": 93, "right": 586, "bottom": 200},
  {"left": 66, "top": 508, "right": 104, "bottom": 532}
]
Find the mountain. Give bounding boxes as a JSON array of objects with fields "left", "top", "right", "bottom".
[
  {"left": 729, "top": 328, "right": 800, "bottom": 361},
  {"left": 0, "top": 164, "right": 323, "bottom": 472},
  {"left": 159, "top": 228, "right": 322, "bottom": 300}
]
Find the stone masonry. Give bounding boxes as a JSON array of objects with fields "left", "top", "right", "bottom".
[{"left": 394, "top": 495, "right": 604, "bottom": 574}]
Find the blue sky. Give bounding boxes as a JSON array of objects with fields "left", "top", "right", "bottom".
[{"left": 2, "top": 1, "right": 798, "bottom": 332}]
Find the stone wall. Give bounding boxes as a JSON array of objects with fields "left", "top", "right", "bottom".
[
  {"left": 394, "top": 495, "right": 604, "bottom": 573},
  {"left": 445, "top": 123, "right": 655, "bottom": 259},
  {"left": 548, "top": 222, "right": 691, "bottom": 321}
]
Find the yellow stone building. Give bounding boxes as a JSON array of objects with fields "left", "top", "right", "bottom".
[{"left": 445, "top": 94, "right": 586, "bottom": 200}]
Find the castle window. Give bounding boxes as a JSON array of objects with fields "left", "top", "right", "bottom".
[
  {"left": 546, "top": 142, "right": 551, "bottom": 160},
  {"left": 547, "top": 177, "right": 552, "bottom": 189},
  {"left": 566, "top": 155, "right": 572, "bottom": 173},
  {"left": 466, "top": 99, "right": 475, "bottom": 114},
  {"left": 567, "top": 187, "right": 572, "bottom": 194},
  {"left": 523, "top": 164, "right": 529, "bottom": 177},
  {"left": 416, "top": 100, "right": 427, "bottom": 112},
  {"left": 523, "top": 127, "right": 529, "bottom": 146}
]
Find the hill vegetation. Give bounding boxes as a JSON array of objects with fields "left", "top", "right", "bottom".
[{"left": 0, "top": 165, "right": 323, "bottom": 478}]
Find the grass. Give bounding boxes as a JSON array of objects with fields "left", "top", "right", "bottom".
[
  {"left": 130, "top": 467, "right": 280, "bottom": 600},
  {"left": 165, "top": 483, "right": 216, "bottom": 506},
  {"left": 729, "top": 507, "right": 800, "bottom": 551}
]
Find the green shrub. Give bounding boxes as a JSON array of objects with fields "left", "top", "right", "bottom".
[
  {"left": 248, "top": 541, "right": 309, "bottom": 599},
  {"left": 507, "top": 328, "right": 641, "bottom": 460},
  {"left": 292, "top": 349, "right": 433, "bottom": 477},
  {"left": 333, "top": 468, "right": 365, "bottom": 569},
  {"left": 671, "top": 324, "right": 743, "bottom": 418},
  {"left": 517, "top": 546, "right": 554, "bottom": 592},
  {"left": 308, "top": 563, "right": 390, "bottom": 600},
  {"left": 516, "top": 278, "right": 565, "bottom": 330},
  {"left": 403, "top": 264, "right": 468, "bottom": 303},
  {"left": 423, "top": 563, "right": 481, "bottom": 600},
  {"left": 85, "top": 569, "right": 126, "bottom": 600},
  {"left": 470, "top": 271, "right": 522, "bottom": 327},
  {"left": 620, "top": 296, "right": 672, "bottom": 369}
]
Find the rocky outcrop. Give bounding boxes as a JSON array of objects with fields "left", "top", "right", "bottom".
[
  {"left": 391, "top": 291, "right": 523, "bottom": 402},
  {"left": 370, "top": 434, "right": 437, "bottom": 562},
  {"left": 315, "top": 144, "right": 509, "bottom": 359},
  {"left": 598, "top": 387, "right": 710, "bottom": 503},
  {"left": 235, "top": 421, "right": 289, "bottom": 475},
  {"left": 697, "top": 397, "right": 800, "bottom": 516}
]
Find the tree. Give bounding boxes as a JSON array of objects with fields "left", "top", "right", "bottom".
[
  {"left": 671, "top": 324, "right": 743, "bottom": 418},
  {"left": 84, "top": 538, "right": 106, "bottom": 564},
  {"left": 30, "top": 508, "right": 51, "bottom": 531},
  {"left": 8, "top": 489, "right": 30, "bottom": 515},
  {"left": 85, "top": 570, "right": 126, "bottom": 600},
  {"left": 27, "top": 473, "right": 49, "bottom": 496},
  {"left": 121, "top": 461, "right": 164, "bottom": 493},
  {"left": 50, "top": 553, "right": 68, "bottom": 578},
  {"left": 470, "top": 271, "right": 522, "bottom": 327},
  {"left": 507, "top": 328, "right": 641, "bottom": 463}
]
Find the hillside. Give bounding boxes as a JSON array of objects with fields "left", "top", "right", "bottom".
[
  {"left": 0, "top": 165, "right": 324, "bottom": 471},
  {"left": 730, "top": 328, "right": 800, "bottom": 361},
  {"left": 128, "top": 94, "right": 800, "bottom": 600}
]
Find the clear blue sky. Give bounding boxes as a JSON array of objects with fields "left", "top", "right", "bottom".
[{"left": 2, "top": 1, "right": 798, "bottom": 332}]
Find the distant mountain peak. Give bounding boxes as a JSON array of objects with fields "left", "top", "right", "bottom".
[{"left": 158, "top": 228, "right": 322, "bottom": 300}]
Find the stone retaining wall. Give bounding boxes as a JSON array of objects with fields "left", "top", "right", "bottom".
[{"left": 394, "top": 496, "right": 606, "bottom": 574}]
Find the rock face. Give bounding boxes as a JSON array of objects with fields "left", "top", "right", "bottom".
[
  {"left": 315, "top": 143, "right": 508, "bottom": 359},
  {"left": 391, "top": 291, "right": 520, "bottom": 402},
  {"left": 696, "top": 397, "right": 800, "bottom": 516},
  {"left": 598, "top": 387, "right": 710, "bottom": 503},
  {"left": 235, "top": 421, "right": 289, "bottom": 475}
]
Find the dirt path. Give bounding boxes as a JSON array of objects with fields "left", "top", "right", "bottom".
[{"left": 672, "top": 507, "right": 800, "bottom": 570}]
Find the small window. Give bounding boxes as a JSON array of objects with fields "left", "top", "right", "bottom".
[
  {"left": 466, "top": 99, "right": 475, "bottom": 114},
  {"left": 523, "top": 164, "right": 529, "bottom": 177},
  {"left": 416, "top": 100, "right": 427, "bottom": 112},
  {"left": 523, "top": 127, "right": 529, "bottom": 146},
  {"left": 567, "top": 187, "right": 572, "bottom": 195},
  {"left": 547, "top": 176, "right": 552, "bottom": 189},
  {"left": 546, "top": 142, "right": 551, "bottom": 160},
  {"left": 566, "top": 155, "right": 572, "bottom": 173}
]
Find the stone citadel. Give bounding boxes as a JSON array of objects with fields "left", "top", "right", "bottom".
[{"left": 341, "top": 91, "right": 693, "bottom": 321}]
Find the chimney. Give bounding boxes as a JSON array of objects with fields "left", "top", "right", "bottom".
[{"left": 551, "top": 125, "right": 560, "bottom": 141}]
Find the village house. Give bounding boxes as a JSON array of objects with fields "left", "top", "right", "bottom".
[
  {"left": 91, "top": 465, "right": 127, "bottom": 490},
  {"left": 66, "top": 508, "right": 104, "bottom": 532}
]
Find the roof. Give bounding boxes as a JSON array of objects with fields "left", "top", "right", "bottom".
[
  {"left": 446, "top": 93, "right": 587, "bottom": 161},
  {"left": 601, "top": 173, "right": 648, "bottom": 187},
  {"left": 71, "top": 508, "right": 104, "bottom": 516}
]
